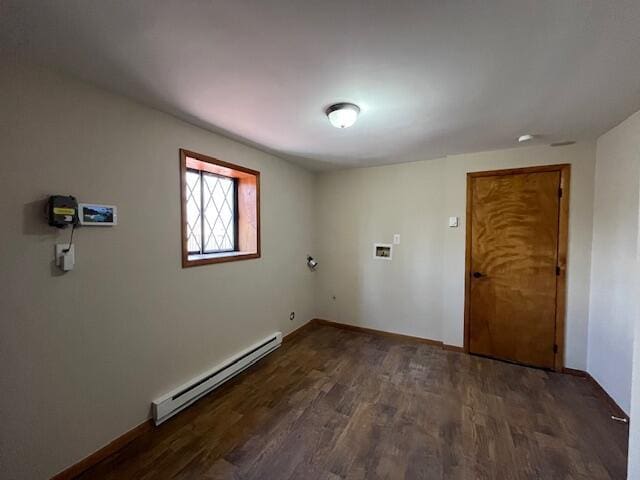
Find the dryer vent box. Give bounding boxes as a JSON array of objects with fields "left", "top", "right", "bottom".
[{"left": 373, "top": 243, "right": 392, "bottom": 260}]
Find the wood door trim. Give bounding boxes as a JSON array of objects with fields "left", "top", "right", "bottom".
[{"left": 463, "top": 164, "right": 571, "bottom": 371}]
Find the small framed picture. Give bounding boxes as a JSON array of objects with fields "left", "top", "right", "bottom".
[
  {"left": 78, "top": 203, "right": 117, "bottom": 226},
  {"left": 373, "top": 243, "right": 392, "bottom": 260}
]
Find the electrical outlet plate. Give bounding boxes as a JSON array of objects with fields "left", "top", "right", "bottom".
[{"left": 55, "top": 244, "right": 75, "bottom": 271}]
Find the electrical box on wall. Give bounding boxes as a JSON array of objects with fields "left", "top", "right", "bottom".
[{"left": 47, "top": 195, "right": 78, "bottom": 228}]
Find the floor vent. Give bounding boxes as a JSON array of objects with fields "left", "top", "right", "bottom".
[{"left": 152, "top": 332, "right": 282, "bottom": 425}]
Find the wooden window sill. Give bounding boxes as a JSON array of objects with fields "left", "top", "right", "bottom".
[{"left": 183, "top": 251, "right": 260, "bottom": 267}]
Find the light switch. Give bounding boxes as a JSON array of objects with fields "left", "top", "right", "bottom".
[
  {"left": 448, "top": 216, "right": 459, "bottom": 228},
  {"left": 393, "top": 234, "right": 401, "bottom": 245}
]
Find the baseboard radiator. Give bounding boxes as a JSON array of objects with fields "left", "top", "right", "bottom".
[{"left": 152, "top": 332, "right": 283, "bottom": 425}]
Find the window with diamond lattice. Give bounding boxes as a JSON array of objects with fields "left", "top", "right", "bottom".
[
  {"left": 186, "top": 169, "right": 237, "bottom": 254},
  {"left": 180, "top": 149, "right": 260, "bottom": 268}
]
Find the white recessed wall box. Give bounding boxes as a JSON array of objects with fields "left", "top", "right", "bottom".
[{"left": 373, "top": 243, "right": 392, "bottom": 260}]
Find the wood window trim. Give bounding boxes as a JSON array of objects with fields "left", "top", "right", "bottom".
[
  {"left": 180, "top": 149, "right": 260, "bottom": 267},
  {"left": 463, "top": 163, "right": 570, "bottom": 372}
]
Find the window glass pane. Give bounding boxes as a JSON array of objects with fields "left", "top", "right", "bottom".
[
  {"left": 202, "top": 173, "right": 235, "bottom": 252},
  {"left": 185, "top": 170, "right": 202, "bottom": 253}
]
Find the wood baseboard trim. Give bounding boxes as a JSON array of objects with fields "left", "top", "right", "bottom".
[
  {"left": 283, "top": 319, "right": 315, "bottom": 342},
  {"left": 313, "top": 318, "right": 442, "bottom": 346},
  {"left": 443, "top": 344, "right": 465, "bottom": 353},
  {"left": 312, "top": 319, "right": 464, "bottom": 353},
  {"left": 562, "top": 367, "right": 588, "bottom": 378},
  {"left": 50, "top": 419, "right": 153, "bottom": 480},
  {"left": 562, "top": 368, "right": 629, "bottom": 421}
]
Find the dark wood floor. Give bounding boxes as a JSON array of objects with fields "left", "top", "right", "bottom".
[{"left": 80, "top": 323, "right": 629, "bottom": 480}]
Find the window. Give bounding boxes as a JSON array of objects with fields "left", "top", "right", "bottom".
[
  {"left": 180, "top": 149, "right": 260, "bottom": 267},
  {"left": 185, "top": 170, "right": 236, "bottom": 254}
]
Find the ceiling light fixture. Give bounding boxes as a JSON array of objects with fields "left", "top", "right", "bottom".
[
  {"left": 518, "top": 134, "right": 535, "bottom": 143},
  {"left": 326, "top": 103, "right": 360, "bottom": 129}
]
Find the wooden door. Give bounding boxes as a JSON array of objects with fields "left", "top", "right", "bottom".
[{"left": 465, "top": 165, "right": 570, "bottom": 370}]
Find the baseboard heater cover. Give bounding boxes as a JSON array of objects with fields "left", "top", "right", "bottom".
[{"left": 152, "top": 331, "right": 282, "bottom": 425}]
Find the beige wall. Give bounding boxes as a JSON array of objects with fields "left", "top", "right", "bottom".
[
  {"left": 5, "top": 61, "right": 634, "bottom": 479},
  {"left": 314, "top": 159, "right": 447, "bottom": 341},
  {"left": 315, "top": 143, "right": 596, "bottom": 369},
  {"left": 630, "top": 178, "right": 640, "bottom": 477},
  {"left": 0, "top": 64, "right": 316, "bottom": 479},
  {"left": 588, "top": 111, "right": 640, "bottom": 417}
]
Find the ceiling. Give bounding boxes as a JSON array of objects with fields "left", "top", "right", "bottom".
[{"left": 2, "top": 0, "right": 640, "bottom": 170}]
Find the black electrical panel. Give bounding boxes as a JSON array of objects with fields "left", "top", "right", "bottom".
[{"left": 47, "top": 195, "right": 78, "bottom": 228}]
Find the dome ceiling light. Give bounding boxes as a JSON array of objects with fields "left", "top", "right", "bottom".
[{"left": 326, "top": 103, "right": 360, "bottom": 129}]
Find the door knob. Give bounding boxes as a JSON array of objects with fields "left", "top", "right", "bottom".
[{"left": 472, "top": 272, "right": 485, "bottom": 278}]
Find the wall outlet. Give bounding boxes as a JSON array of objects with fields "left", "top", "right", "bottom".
[
  {"left": 55, "top": 244, "right": 75, "bottom": 271},
  {"left": 289, "top": 312, "right": 295, "bottom": 321}
]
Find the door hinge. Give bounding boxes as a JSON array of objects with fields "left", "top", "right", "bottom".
[
  {"left": 558, "top": 187, "right": 563, "bottom": 198},
  {"left": 553, "top": 344, "right": 558, "bottom": 354},
  {"left": 556, "top": 266, "right": 561, "bottom": 276}
]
